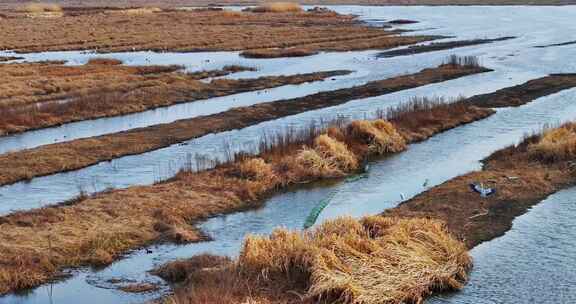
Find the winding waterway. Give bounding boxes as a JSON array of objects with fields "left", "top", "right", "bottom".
[{"left": 2, "top": 5, "right": 576, "bottom": 304}]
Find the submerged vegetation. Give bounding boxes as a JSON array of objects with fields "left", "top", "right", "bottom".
[{"left": 163, "top": 217, "right": 471, "bottom": 304}]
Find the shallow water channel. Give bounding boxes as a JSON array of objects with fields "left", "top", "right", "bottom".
[{"left": 2, "top": 5, "right": 576, "bottom": 304}]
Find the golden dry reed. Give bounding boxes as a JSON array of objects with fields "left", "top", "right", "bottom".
[
  {"left": 528, "top": 122, "right": 576, "bottom": 162},
  {"left": 167, "top": 216, "right": 471, "bottom": 304},
  {"left": 250, "top": 2, "right": 303, "bottom": 13}
]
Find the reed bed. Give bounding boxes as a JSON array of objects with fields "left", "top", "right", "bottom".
[
  {"left": 0, "top": 96, "right": 493, "bottom": 295},
  {"left": 165, "top": 216, "right": 471, "bottom": 304},
  {"left": 527, "top": 122, "right": 576, "bottom": 162},
  {"left": 247, "top": 2, "right": 303, "bottom": 13},
  {"left": 444, "top": 55, "right": 481, "bottom": 68}
]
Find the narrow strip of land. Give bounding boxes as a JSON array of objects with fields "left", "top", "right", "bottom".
[
  {"left": 383, "top": 122, "right": 576, "bottom": 248},
  {"left": 534, "top": 40, "right": 576, "bottom": 48},
  {"left": 0, "top": 63, "right": 488, "bottom": 186},
  {"left": 0, "top": 99, "right": 493, "bottom": 295},
  {"left": 468, "top": 73, "right": 576, "bottom": 108},
  {"left": 377, "top": 37, "right": 515, "bottom": 58},
  {"left": 0, "top": 61, "right": 343, "bottom": 136}
]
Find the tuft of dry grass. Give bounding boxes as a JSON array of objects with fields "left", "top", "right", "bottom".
[
  {"left": 348, "top": 119, "right": 407, "bottom": 154},
  {"left": 22, "top": 3, "right": 62, "bottom": 13},
  {"left": 112, "top": 7, "right": 162, "bottom": 15},
  {"left": 166, "top": 216, "right": 471, "bottom": 304},
  {"left": 295, "top": 134, "right": 359, "bottom": 178},
  {"left": 248, "top": 2, "right": 303, "bottom": 13},
  {"left": 528, "top": 122, "right": 576, "bottom": 162}
]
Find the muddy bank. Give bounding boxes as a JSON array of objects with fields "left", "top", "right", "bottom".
[
  {"left": 0, "top": 64, "right": 487, "bottom": 187},
  {"left": 377, "top": 36, "right": 515, "bottom": 58},
  {"left": 0, "top": 56, "right": 22, "bottom": 62},
  {"left": 0, "top": 8, "right": 436, "bottom": 53},
  {"left": 467, "top": 73, "right": 576, "bottom": 108},
  {"left": 0, "top": 99, "right": 493, "bottom": 295},
  {"left": 0, "top": 62, "right": 339, "bottom": 136},
  {"left": 383, "top": 123, "right": 576, "bottom": 248},
  {"left": 535, "top": 40, "right": 576, "bottom": 48}
]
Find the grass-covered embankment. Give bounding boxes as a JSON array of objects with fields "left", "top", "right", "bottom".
[
  {"left": 0, "top": 97, "right": 493, "bottom": 295},
  {"left": 0, "top": 61, "right": 488, "bottom": 186},
  {"left": 0, "top": 60, "right": 338, "bottom": 136}
]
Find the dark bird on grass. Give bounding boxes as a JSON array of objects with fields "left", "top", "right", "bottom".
[{"left": 469, "top": 182, "right": 496, "bottom": 197}]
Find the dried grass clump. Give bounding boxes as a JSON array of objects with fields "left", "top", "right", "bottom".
[
  {"left": 230, "top": 216, "right": 471, "bottom": 304},
  {"left": 115, "top": 7, "right": 162, "bottom": 15},
  {"left": 348, "top": 119, "right": 407, "bottom": 154},
  {"left": 153, "top": 254, "right": 231, "bottom": 283},
  {"left": 295, "top": 134, "right": 357, "bottom": 178},
  {"left": 238, "top": 158, "right": 277, "bottom": 182},
  {"left": 22, "top": 3, "right": 62, "bottom": 13},
  {"left": 528, "top": 123, "right": 576, "bottom": 162},
  {"left": 249, "top": 2, "right": 303, "bottom": 13},
  {"left": 314, "top": 134, "right": 358, "bottom": 172}
]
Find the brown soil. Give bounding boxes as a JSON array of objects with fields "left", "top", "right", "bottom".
[
  {"left": 0, "top": 61, "right": 337, "bottom": 136},
  {"left": 377, "top": 36, "right": 515, "bottom": 58},
  {"left": 0, "top": 100, "right": 492, "bottom": 295},
  {"left": 383, "top": 126, "right": 576, "bottom": 249},
  {"left": 468, "top": 73, "right": 576, "bottom": 108},
  {"left": 0, "top": 64, "right": 486, "bottom": 187},
  {"left": 0, "top": 8, "right": 437, "bottom": 53}
]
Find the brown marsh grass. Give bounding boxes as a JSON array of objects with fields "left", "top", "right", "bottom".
[
  {"left": 0, "top": 98, "right": 493, "bottom": 295},
  {"left": 240, "top": 48, "right": 318, "bottom": 59},
  {"left": 0, "top": 61, "right": 293, "bottom": 136},
  {"left": 0, "top": 62, "right": 487, "bottom": 186},
  {"left": 527, "top": 122, "right": 576, "bottom": 162},
  {"left": 164, "top": 217, "right": 471, "bottom": 304},
  {"left": 248, "top": 2, "right": 303, "bottom": 13},
  {"left": 0, "top": 8, "right": 437, "bottom": 53}
]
